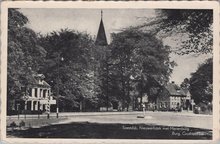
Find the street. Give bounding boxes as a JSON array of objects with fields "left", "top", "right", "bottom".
[{"left": 7, "top": 111, "right": 212, "bottom": 130}]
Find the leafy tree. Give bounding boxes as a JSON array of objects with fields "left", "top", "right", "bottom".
[
  {"left": 137, "top": 9, "right": 213, "bottom": 55},
  {"left": 7, "top": 9, "right": 46, "bottom": 112},
  {"left": 97, "top": 48, "right": 112, "bottom": 110},
  {"left": 39, "top": 29, "right": 101, "bottom": 111},
  {"left": 180, "top": 78, "right": 190, "bottom": 89},
  {"left": 189, "top": 58, "right": 213, "bottom": 104},
  {"left": 109, "top": 28, "right": 175, "bottom": 110}
]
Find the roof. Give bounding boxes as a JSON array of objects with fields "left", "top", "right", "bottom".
[
  {"left": 165, "top": 82, "right": 186, "bottom": 96},
  {"left": 181, "top": 87, "right": 190, "bottom": 95},
  {"left": 28, "top": 76, "right": 39, "bottom": 85},
  {"left": 42, "top": 81, "right": 51, "bottom": 87},
  {"left": 28, "top": 74, "right": 51, "bottom": 88},
  {"left": 35, "top": 74, "right": 45, "bottom": 79},
  {"left": 95, "top": 18, "right": 108, "bottom": 46}
]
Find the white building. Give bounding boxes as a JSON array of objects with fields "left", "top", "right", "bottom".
[{"left": 18, "top": 74, "right": 56, "bottom": 113}]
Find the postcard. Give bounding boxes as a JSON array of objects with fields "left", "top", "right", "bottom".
[{"left": 1, "top": 1, "right": 219, "bottom": 144}]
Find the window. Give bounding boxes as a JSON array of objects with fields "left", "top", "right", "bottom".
[
  {"left": 40, "top": 89, "right": 42, "bottom": 97},
  {"left": 35, "top": 88, "right": 37, "bottom": 97},
  {"left": 43, "top": 90, "right": 46, "bottom": 98}
]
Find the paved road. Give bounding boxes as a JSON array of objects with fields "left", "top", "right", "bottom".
[
  {"left": 7, "top": 111, "right": 212, "bottom": 129},
  {"left": 56, "top": 111, "right": 212, "bottom": 129}
]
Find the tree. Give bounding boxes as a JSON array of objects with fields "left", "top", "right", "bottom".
[
  {"left": 109, "top": 28, "right": 175, "bottom": 110},
  {"left": 7, "top": 9, "right": 46, "bottom": 112},
  {"left": 180, "top": 78, "right": 190, "bottom": 89},
  {"left": 137, "top": 9, "right": 213, "bottom": 55},
  {"left": 96, "top": 47, "right": 113, "bottom": 111},
  {"left": 189, "top": 58, "right": 213, "bottom": 104},
  {"left": 39, "top": 29, "right": 101, "bottom": 111}
]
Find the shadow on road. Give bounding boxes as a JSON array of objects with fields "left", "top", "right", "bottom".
[{"left": 7, "top": 122, "right": 212, "bottom": 139}]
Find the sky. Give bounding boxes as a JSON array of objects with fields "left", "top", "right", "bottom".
[{"left": 19, "top": 8, "right": 212, "bottom": 85}]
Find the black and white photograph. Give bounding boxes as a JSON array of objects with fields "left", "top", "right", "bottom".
[{"left": 1, "top": 1, "right": 219, "bottom": 143}]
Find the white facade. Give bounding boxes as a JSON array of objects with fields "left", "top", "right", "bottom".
[{"left": 21, "top": 74, "right": 56, "bottom": 112}]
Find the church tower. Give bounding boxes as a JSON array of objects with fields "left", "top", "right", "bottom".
[{"left": 95, "top": 10, "right": 108, "bottom": 46}]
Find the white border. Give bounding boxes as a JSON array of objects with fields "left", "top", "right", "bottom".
[{"left": 1, "top": 1, "right": 219, "bottom": 144}]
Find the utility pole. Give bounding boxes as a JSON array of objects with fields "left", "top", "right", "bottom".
[
  {"left": 106, "top": 61, "right": 109, "bottom": 112},
  {"left": 17, "top": 103, "right": 20, "bottom": 119},
  {"left": 105, "top": 48, "right": 111, "bottom": 112},
  {"left": 47, "top": 98, "right": 50, "bottom": 119},
  {"left": 56, "top": 54, "right": 60, "bottom": 118},
  {"left": 57, "top": 53, "right": 64, "bottom": 118}
]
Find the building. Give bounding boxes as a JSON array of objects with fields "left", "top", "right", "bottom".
[
  {"left": 95, "top": 10, "right": 108, "bottom": 46},
  {"left": 156, "top": 81, "right": 193, "bottom": 111},
  {"left": 16, "top": 74, "right": 56, "bottom": 114},
  {"left": 78, "top": 10, "right": 109, "bottom": 112},
  {"left": 181, "top": 87, "right": 193, "bottom": 110}
]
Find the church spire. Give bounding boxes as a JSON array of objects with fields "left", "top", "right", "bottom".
[{"left": 95, "top": 10, "right": 108, "bottom": 46}]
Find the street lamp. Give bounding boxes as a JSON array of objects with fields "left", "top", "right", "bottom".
[
  {"left": 23, "top": 96, "right": 28, "bottom": 119},
  {"left": 17, "top": 103, "right": 20, "bottom": 119},
  {"left": 57, "top": 54, "right": 64, "bottom": 118}
]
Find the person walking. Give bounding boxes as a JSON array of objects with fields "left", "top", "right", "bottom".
[{"left": 142, "top": 103, "right": 146, "bottom": 116}]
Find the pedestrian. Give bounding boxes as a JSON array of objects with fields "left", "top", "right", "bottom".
[{"left": 142, "top": 103, "right": 146, "bottom": 116}]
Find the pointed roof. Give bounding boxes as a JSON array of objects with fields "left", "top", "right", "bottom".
[
  {"left": 95, "top": 10, "right": 108, "bottom": 46},
  {"left": 28, "top": 74, "right": 51, "bottom": 88}
]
